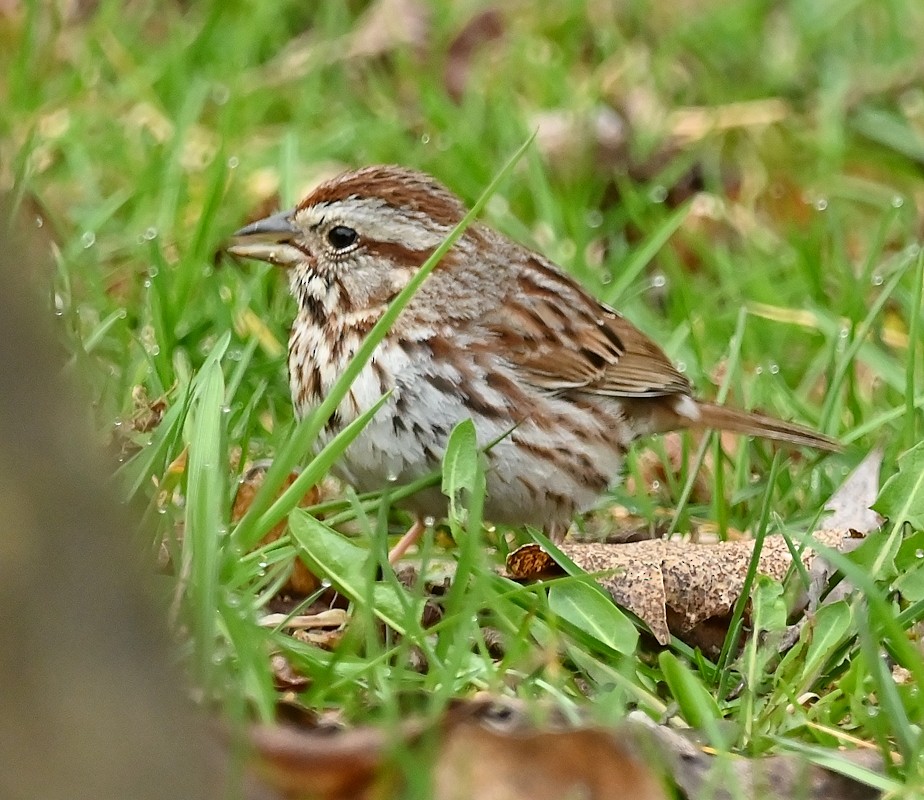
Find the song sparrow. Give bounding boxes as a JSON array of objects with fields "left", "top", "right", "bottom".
[{"left": 228, "top": 165, "right": 837, "bottom": 541}]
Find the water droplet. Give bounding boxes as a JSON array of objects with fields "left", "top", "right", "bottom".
[
  {"left": 211, "top": 652, "right": 226, "bottom": 666},
  {"left": 144, "top": 226, "right": 158, "bottom": 240},
  {"left": 651, "top": 274, "right": 666, "bottom": 289},
  {"left": 676, "top": 361, "right": 686, "bottom": 373},
  {"left": 891, "top": 195, "right": 904, "bottom": 208},
  {"left": 157, "top": 506, "right": 167, "bottom": 515},
  {"left": 423, "top": 516, "right": 436, "bottom": 527},
  {"left": 769, "top": 363, "right": 780, "bottom": 375},
  {"left": 217, "top": 525, "right": 228, "bottom": 538},
  {"left": 211, "top": 83, "right": 230, "bottom": 105},
  {"left": 143, "top": 278, "right": 152, "bottom": 288},
  {"left": 227, "top": 155, "right": 239, "bottom": 169},
  {"left": 258, "top": 559, "right": 268, "bottom": 569},
  {"left": 814, "top": 197, "right": 828, "bottom": 211},
  {"left": 54, "top": 293, "right": 65, "bottom": 315},
  {"left": 112, "top": 418, "right": 123, "bottom": 428},
  {"left": 755, "top": 365, "right": 764, "bottom": 375},
  {"left": 81, "top": 231, "right": 96, "bottom": 248},
  {"left": 221, "top": 405, "right": 231, "bottom": 414},
  {"left": 320, "top": 578, "right": 332, "bottom": 589},
  {"left": 148, "top": 265, "right": 159, "bottom": 277},
  {"left": 839, "top": 327, "right": 850, "bottom": 339},
  {"left": 916, "top": 549, "right": 924, "bottom": 559},
  {"left": 420, "top": 133, "right": 431, "bottom": 144},
  {"left": 651, "top": 480, "right": 661, "bottom": 490},
  {"left": 386, "top": 471, "right": 399, "bottom": 483},
  {"left": 648, "top": 185, "right": 668, "bottom": 204},
  {"left": 116, "top": 308, "right": 128, "bottom": 319},
  {"left": 35, "top": 216, "right": 44, "bottom": 228},
  {"left": 871, "top": 273, "right": 884, "bottom": 286},
  {"left": 585, "top": 210, "right": 603, "bottom": 229},
  {"left": 149, "top": 345, "right": 160, "bottom": 356}
]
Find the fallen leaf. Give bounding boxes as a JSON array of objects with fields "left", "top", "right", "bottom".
[
  {"left": 346, "top": 0, "right": 430, "bottom": 60},
  {"left": 509, "top": 530, "right": 856, "bottom": 647},
  {"left": 233, "top": 462, "right": 322, "bottom": 596},
  {"left": 444, "top": 9, "right": 505, "bottom": 103},
  {"left": 823, "top": 448, "right": 885, "bottom": 534}
]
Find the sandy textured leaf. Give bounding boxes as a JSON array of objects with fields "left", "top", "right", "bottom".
[{"left": 560, "top": 530, "right": 852, "bottom": 645}]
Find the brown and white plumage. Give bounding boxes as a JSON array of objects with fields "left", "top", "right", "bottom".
[{"left": 229, "top": 165, "right": 838, "bottom": 532}]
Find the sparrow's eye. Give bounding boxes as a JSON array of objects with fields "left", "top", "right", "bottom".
[{"left": 327, "top": 225, "right": 358, "bottom": 250}]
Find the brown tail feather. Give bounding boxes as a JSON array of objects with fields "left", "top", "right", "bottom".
[{"left": 693, "top": 401, "right": 842, "bottom": 452}]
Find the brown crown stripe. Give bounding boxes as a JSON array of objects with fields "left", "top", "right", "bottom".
[{"left": 301, "top": 166, "right": 467, "bottom": 227}]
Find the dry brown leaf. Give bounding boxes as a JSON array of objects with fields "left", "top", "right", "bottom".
[
  {"left": 232, "top": 462, "right": 322, "bottom": 596},
  {"left": 434, "top": 720, "right": 666, "bottom": 800},
  {"left": 509, "top": 530, "right": 855, "bottom": 646},
  {"left": 346, "top": 0, "right": 430, "bottom": 61},
  {"left": 444, "top": 9, "right": 505, "bottom": 103},
  {"left": 823, "top": 447, "right": 884, "bottom": 534},
  {"left": 629, "top": 712, "right": 881, "bottom": 800}
]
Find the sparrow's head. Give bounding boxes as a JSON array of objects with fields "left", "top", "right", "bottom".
[{"left": 227, "top": 165, "right": 467, "bottom": 282}]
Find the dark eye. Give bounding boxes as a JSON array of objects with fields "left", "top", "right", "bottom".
[{"left": 327, "top": 225, "right": 358, "bottom": 250}]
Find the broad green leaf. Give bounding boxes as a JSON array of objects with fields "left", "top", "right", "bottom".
[
  {"left": 441, "top": 419, "right": 483, "bottom": 519},
  {"left": 548, "top": 580, "right": 637, "bottom": 655},
  {"left": 799, "top": 600, "right": 852, "bottom": 684},
  {"left": 289, "top": 510, "right": 423, "bottom": 633},
  {"left": 894, "top": 530, "right": 924, "bottom": 601},
  {"left": 659, "top": 651, "right": 726, "bottom": 745},
  {"left": 873, "top": 440, "right": 924, "bottom": 530}
]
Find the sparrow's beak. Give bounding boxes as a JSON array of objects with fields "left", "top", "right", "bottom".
[{"left": 226, "top": 209, "right": 303, "bottom": 267}]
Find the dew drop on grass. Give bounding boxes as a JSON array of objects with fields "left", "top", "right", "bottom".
[
  {"left": 35, "top": 216, "right": 44, "bottom": 228},
  {"left": 676, "top": 361, "right": 686, "bottom": 373},
  {"left": 651, "top": 274, "right": 667, "bottom": 289},
  {"left": 112, "top": 418, "right": 123, "bottom": 429},
  {"left": 871, "top": 273, "right": 884, "bottom": 286},
  {"left": 227, "top": 156, "right": 239, "bottom": 169},
  {"left": 148, "top": 265, "right": 159, "bottom": 277},
  {"left": 211, "top": 83, "right": 230, "bottom": 105},
  {"left": 81, "top": 231, "right": 96, "bottom": 248},
  {"left": 420, "top": 133, "right": 431, "bottom": 144},
  {"left": 915, "top": 549, "right": 924, "bottom": 559},
  {"left": 814, "top": 197, "right": 828, "bottom": 211},
  {"left": 891, "top": 195, "right": 904, "bottom": 208},
  {"left": 648, "top": 185, "right": 668, "bottom": 204},
  {"left": 585, "top": 210, "right": 603, "bottom": 229},
  {"left": 221, "top": 405, "right": 231, "bottom": 415},
  {"left": 651, "top": 480, "right": 660, "bottom": 491},
  {"left": 116, "top": 308, "right": 128, "bottom": 319},
  {"left": 423, "top": 516, "right": 436, "bottom": 527},
  {"left": 769, "top": 363, "right": 780, "bottom": 375},
  {"left": 755, "top": 365, "right": 764, "bottom": 375}
]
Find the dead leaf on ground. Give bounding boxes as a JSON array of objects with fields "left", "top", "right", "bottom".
[
  {"left": 242, "top": 696, "right": 881, "bottom": 800},
  {"left": 346, "top": 0, "right": 430, "bottom": 61},
  {"left": 508, "top": 529, "right": 857, "bottom": 648},
  {"left": 444, "top": 9, "right": 505, "bottom": 103},
  {"left": 823, "top": 447, "right": 884, "bottom": 535},
  {"left": 232, "top": 462, "right": 323, "bottom": 596}
]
